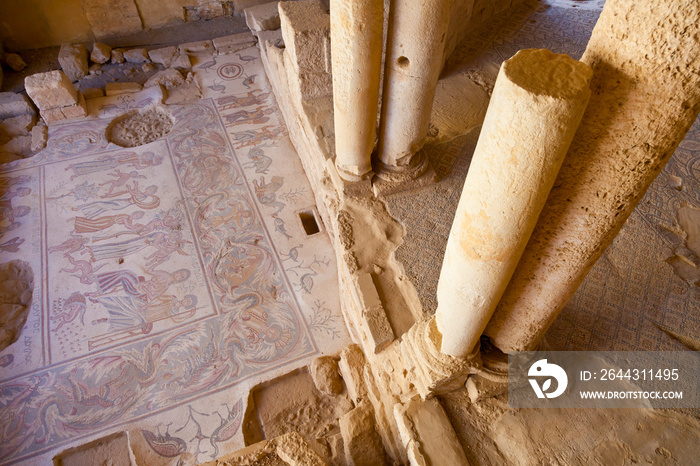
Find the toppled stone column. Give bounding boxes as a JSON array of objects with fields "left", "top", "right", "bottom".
[
  {"left": 486, "top": 0, "right": 700, "bottom": 353},
  {"left": 377, "top": 0, "right": 451, "bottom": 176},
  {"left": 330, "top": 0, "right": 383, "bottom": 181},
  {"left": 435, "top": 49, "right": 592, "bottom": 357}
]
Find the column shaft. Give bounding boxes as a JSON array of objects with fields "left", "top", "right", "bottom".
[
  {"left": 485, "top": 0, "right": 700, "bottom": 352},
  {"left": 377, "top": 0, "right": 451, "bottom": 169},
  {"left": 331, "top": 0, "right": 384, "bottom": 180},
  {"left": 436, "top": 49, "right": 592, "bottom": 357}
]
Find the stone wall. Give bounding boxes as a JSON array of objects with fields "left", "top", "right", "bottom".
[{"left": 0, "top": 0, "right": 270, "bottom": 49}]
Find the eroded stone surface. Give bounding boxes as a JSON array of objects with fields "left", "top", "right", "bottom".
[
  {"left": 340, "top": 401, "right": 387, "bottom": 466},
  {"left": 0, "top": 260, "right": 34, "bottom": 352},
  {"left": 52, "top": 431, "right": 135, "bottom": 466},
  {"left": 310, "top": 355, "right": 343, "bottom": 395},
  {"left": 106, "top": 105, "right": 173, "bottom": 147}
]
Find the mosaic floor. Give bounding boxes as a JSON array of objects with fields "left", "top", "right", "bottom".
[{"left": 0, "top": 47, "right": 349, "bottom": 465}]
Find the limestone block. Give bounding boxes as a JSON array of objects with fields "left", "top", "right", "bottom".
[
  {"left": 169, "top": 52, "right": 192, "bottom": 70},
  {"left": 148, "top": 46, "right": 178, "bottom": 67},
  {"left": 5, "top": 53, "right": 27, "bottom": 72},
  {"left": 364, "top": 305, "right": 394, "bottom": 354},
  {"left": 58, "top": 44, "right": 89, "bottom": 81},
  {"left": 82, "top": 88, "right": 105, "bottom": 99},
  {"left": 340, "top": 401, "right": 387, "bottom": 466},
  {"left": 164, "top": 83, "right": 202, "bottom": 105},
  {"left": 123, "top": 48, "right": 150, "bottom": 63},
  {"left": 486, "top": 0, "right": 700, "bottom": 353},
  {"left": 1, "top": 135, "right": 32, "bottom": 157},
  {"left": 394, "top": 397, "right": 468, "bottom": 466},
  {"left": 31, "top": 124, "right": 48, "bottom": 152},
  {"left": 0, "top": 114, "right": 36, "bottom": 137},
  {"left": 212, "top": 33, "right": 257, "bottom": 55},
  {"left": 284, "top": 51, "right": 332, "bottom": 101},
  {"left": 330, "top": 0, "right": 383, "bottom": 181},
  {"left": 0, "top": 93, "right": 35, "bottom": 119},
  {"left": 179, "top": 40, "right": 214, "bottom": 55},
  {"left": 245, "top": 1, "right": 281, "bottom": 32},
  {"left": 81, "top": 0, "right": 143, "bottom": 39},
  {"left": 348, "top": 273, "right": 394, "bottom": 353},
  {"left": 234, "top": 0, "right": 273, "bottom": 14},
  {"left": 435, "top": 49, "right": 592, "bottom": 357},
  {"left": 41, "top": 92, "right": 87, "bottom": 124},
  {"left": 105, "top": 82, "right": 143, "bottom": 96},
  {"left": 278, "top": 0, "right": 330, "bottom": 74},
  {"left": 339, "top": 344, "right": 369, "bottom": 404},
  {"left": 24, "top": 70, "right": 78, "bottom": 110},
  {"left": 111, "top": 49, "right": 125, "bottom": 64},
  {"left": 89, "top": 63, "right": 103, "bottom": 75},
  {"left": 310, "top": 355, "right": 343, "bottom": 395},
  {"left": 90, "top": 42, "right": 112, "bottom": 64},
  {"left": 144, "top": 69, "right": 185, "bottom": 90},
  {"left": 274, "top": 431, "right": 328, "bottom": 466},
  {"left": 352, "top": 273, "right": 382, "bottom": 312},
  {"left": 257, "top": 29, "right": 284, "bottom": 49},
  {"left": 52, "top": 431, "right": 136, "bottom": 466},
  {"left": 197, "top": 1, "right": 225, "bottom": 19}
]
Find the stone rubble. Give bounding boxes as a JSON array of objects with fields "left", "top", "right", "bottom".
[
  {"left": 0, "top": 92, "right": 35, "bottom": 120},
  {"left": 148, "top": 46, "right": 179, "bottom": 67},
  {"left": 105, "top": 82, "right": 143, "bottom": 96},
  {"left": 310, "top": 355, "right": 343, "bottom": 395},
  {"left": 5, "top": 52, "right": 27, "bottom": 72},
  {"left": 90, "top": 42, "right": 112, "bottom": 64},
  {"left": 244, "top": 1, "right": 282, "bottom": 32},
  {"left": 58, "top": 43, "right": 89, "bottom": 81},
  {"left": 123, "top": 48, "right": 150, "bottom": 64}
]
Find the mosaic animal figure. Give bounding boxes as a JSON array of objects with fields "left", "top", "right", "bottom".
[
  {"left": 209, "top": 400, "right": 243, "bottom": 459},
  {"left": 252, "top": 176, "right": 285, "bottom": 214},
  {"left": 141, "top": 428, "right": 188, "bottom": 458}
]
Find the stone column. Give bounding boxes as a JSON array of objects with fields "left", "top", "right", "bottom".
[
  {"left": 435, "top": 49, "right": 593, "bottom": 358},
  {"left": 485, "top": 0, "right": 700, "bottom": 353},
  {"left": 331, "top": 0, "right": 384, "bottom": 181},
  {"left": 376, "top": 0, "right": 451, "bottom": 175}
]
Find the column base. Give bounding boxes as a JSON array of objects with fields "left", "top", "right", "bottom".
[
  {"left": 400, "top": 317, "right": 482, "bottom": 399},
  {"left": 372, "top": 153, "right": 438, "bottom": 197}
]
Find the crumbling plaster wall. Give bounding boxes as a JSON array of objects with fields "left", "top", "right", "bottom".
[{"left": 0, "top": 0, "right": 269, "bottom": 50}]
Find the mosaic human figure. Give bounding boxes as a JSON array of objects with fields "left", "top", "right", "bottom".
[
  {"left": 223, "top": 107, "right": 274, "bottom": 127},
  {"left": 244, "top": 147, "right": 272, "bottom": 174},
  {"left": 99, "top": 170, "right": 146, "bottom": 195}
]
